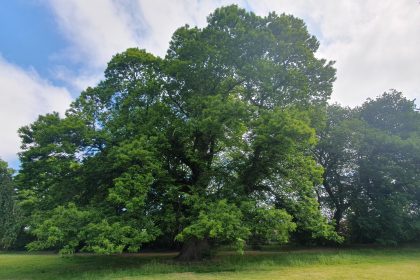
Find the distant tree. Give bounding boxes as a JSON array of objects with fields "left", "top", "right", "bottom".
[
  {"left": 316, "top": 91, "right": 420, "bottom": 244},
  {"left": 314, "top": 104, "right": 360, "bottom": 233},
  {"left": 0, "top": 159, "right": 21, "bottom": 250},
  {"left": 17, "top": 5, "right": 340, "bottom": 260},
  {"left": 349, "top": 91, "right": 420, "bottom": 244}
]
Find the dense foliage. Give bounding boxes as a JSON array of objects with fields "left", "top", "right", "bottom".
[
  {"left": 0, "top": 159, "right": 21, "bottom": 250},
  {"left": 316, "top": 91, "right": 420, "bottom": 244},
  {"left": 1, "top": 6, "right": 418, "bottom": 258},
  {"left": 15, "top": 6, "right": 339, "bottom": 259}
]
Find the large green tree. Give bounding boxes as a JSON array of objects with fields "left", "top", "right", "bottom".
[
  {"left": 0, "top": 159, "right": 21, "bottom": 250},
  {"left": 17, "top": 5, "right": 339, "bottom": 260}
]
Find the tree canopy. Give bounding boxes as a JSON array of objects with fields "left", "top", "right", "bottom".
[
  {"left": 16, "top": 5, "right": 339, "bottom": 260},
  {"left": 316, "top": 91, "right": 420, "bottom": 244}
]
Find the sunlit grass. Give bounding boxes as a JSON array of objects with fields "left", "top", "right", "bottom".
[{"left": 0, "top": 247, "right": 419, "bottom": 279}]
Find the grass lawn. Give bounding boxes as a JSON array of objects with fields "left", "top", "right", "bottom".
[{"left": 0, "top": 247, "right": 419, "bottom": 279}]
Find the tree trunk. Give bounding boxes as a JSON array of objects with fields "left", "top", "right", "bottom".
[
  {"left": 333, "top": 208, "right": 343, "bottom": 232},
  {"left": 177, "top": 238, "right": 210, "bottom": 261}
]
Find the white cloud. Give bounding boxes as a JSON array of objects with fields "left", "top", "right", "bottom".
[
  {"left": 47, "top": 0, "right": 140, "bottom": 68},
  {"left": 52, "top": 65, "right": 104, "bottom": 93},
  {"left": 47, "top": 0, "right": 248, "bottom": 62},
  {"left": 0, "top": 56, "right": 72, "bottom": 162},
  {"left": 45, "top": 0, "right": 249, "bottom": 92}
]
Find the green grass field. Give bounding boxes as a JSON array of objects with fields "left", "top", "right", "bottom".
[{"left": 1, "top": 248, "right": 419, "bottom": 280}]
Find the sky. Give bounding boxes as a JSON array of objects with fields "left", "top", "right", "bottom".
[{"left": 1, "top": 0, "right": 419, "bottom": 169}]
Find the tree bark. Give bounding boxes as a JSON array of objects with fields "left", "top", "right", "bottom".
[
  {"left": 177, "top": 238, "right": 210, "bottom": 261},
  {"left": 333, "top": 208, "right": 343, "bottom": 232}
]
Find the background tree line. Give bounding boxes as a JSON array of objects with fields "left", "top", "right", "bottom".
[
  {"left": 316, "top": 91, "right": 420, "bottom": 245},
  {"left": 0, "top": 5, "right": 419, "bottom": 260}
]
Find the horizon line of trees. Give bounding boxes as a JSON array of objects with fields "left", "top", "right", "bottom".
[{"left": 0, "top": 5, "right": 419, "bottom": 260}]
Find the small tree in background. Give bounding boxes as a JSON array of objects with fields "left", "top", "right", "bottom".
[{"left": 0, "top": 159, "right": 21, "bottom": 250}]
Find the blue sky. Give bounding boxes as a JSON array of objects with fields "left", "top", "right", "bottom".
[
  {"left": 1, "top": 0, "right": 419, "bottom": 170},
  {"left": 0, "top": 1, "right": 72, "bottom": 170},
  {"left": 0, "top": 1, "right": 66, "bottom": 84}
]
